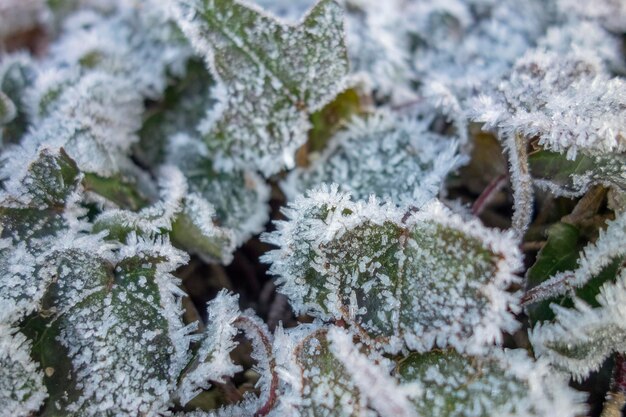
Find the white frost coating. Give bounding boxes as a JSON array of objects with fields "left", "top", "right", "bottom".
[
  {"left": 179, "top": 290, "right": 243, "bottom": 405},
  {"left": 0, "top": 327, "right": 48, "bottom": 417},
  {"left": 327, "top": 327, "right": 420, "bottom": 417},
  {"left": 172, "top": 0, "right": 349, "bottom": 176},
  {"left": 263, "top": 186, "right": 523, "bottom": 354},
  {"left": 282, "top": 111, "right": 466, "bottom": 208},
  {"left": 530, "top": 268, "right": 626, "bottom": 380},
  {"left": 473, "top": 49, "right": 625, "bottom": 160},
  {"left": 527, "top": 211, "right": 626, "bottom": 303}
]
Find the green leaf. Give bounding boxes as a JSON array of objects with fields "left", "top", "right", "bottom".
[
  {"left": 0, "top": 91, "right": 16, "bottom": 125},
  {"left": 173, "top": 0, "right": 349, "bottom": 175},
  {"left": 529, "top": 149, "right": 626, "bottom": 197},
  {"left": 22, "top": 242, "right": 190, "bottom": 416},
  {"left": 396, "top": 348, "right": 585, "bottom": 417},
  {"left": 264, "top": 187, "right": 522, "bottom": 353}
]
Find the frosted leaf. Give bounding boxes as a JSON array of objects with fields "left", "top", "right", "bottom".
[
  {"left": 473, "top": 49, "right": 625, "bottom": 159},
  {"left": 167, "top": 133, "right": 271, "bottom": 246},
  {"left": 94, "top": 166, "right": 237, "bottom": 264},
  {"left": 136, "top": 59, "right": 215, "bottom": 168},
  {"left": 253, "top": 0, "right": 412, "bottom": 100},
  {"left": 529, "top": 150, "right": 626, "bottom": 198},
  {"left": 0, "top": 327, "right": 48, "bottom": 417},
  {"left": 282, "top": 112, "right": 465, "bottom": 207},
  {"left": 523, "top": 211, "right": 626, "bottom": 304},
  {"left": 10, "top": 71, "right": 144, "bottom": 178},
  {"left": 263, "top": 186, "right": 523, "bottom": 353},
  {"left": 179, "top": 291, "right": 277, "bottom": 416},
  {"left": 327, "top": 327, "right": 419, "bottom": 417},
  {"left": 172, "top": 0, "right": 349, "bottom": 176},
  {"left": 530, "top": 267, "right": 626, "bottom": 379},
  {"left": 178, "top": 291, "right": 242, "bottom": 405},
  {"left": 0, "top": 148, "right": 84, "bottom": 324},
  {"left": 396, "top": 348, "right": 586, "bottom": 417},
  {"left": 0, "top": 0, "right": 51, "bottom": 39},
  {"left": 407, "top": 0, "right": 552, "bottom": 101},
  {"left": 49, "top": 1, "right": 192, "bottom": 98},
  {"left": 270, "top": 324, "right": 371, "bottom": 417},
  {"left": 24, "top": 237, "right": 193, "bottom": 416}
]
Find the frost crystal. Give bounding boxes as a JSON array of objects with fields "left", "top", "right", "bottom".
[
  {"left": 530, "top": 267, "right": 626, "bottom": 379},
  {"left": 172, "top": 0, "right": 349, "bottom": 175},
  {"left": 263, "top": 186, "right": 522, "bottom": 353},
  {"left": 282, "top": 112, "right": 465, "bottom": 207}
]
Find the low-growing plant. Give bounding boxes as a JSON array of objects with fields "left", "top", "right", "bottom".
[{"left": 0, "top": 0, "right": 625, "bottom": 416}]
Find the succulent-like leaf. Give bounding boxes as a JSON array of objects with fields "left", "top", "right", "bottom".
[
  {"left": 263, "top": 186, "right": 522, "bottom": 353},
  {"left": 22, "top": 237, "right": 192, "bottom": 416},
  {"left": 396, "top": 348, "right": 586, "bottom": 417},
  {"left": 0, "top": 53, "right": 37, "bottom": 146},
  {"left": 283, "top": 112, "right": 464, "bottom": 207},
  {"left": 173, "top": 0, "right": 349, "bottom": 176},
  {"left": 0, "top": 328, "right": 48, "bottom": 417},
  {"left": 530, "top": 267, "right": 626, "bottom": 379}
]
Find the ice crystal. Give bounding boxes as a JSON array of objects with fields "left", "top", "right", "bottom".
[
  {"left": 530, "top": 267, "right": 626, "bottom": 379},
  {"left": 282, "top": 112, "right": 465, "bottom": 207},
  {"left": 172, "top": 0, "right": 349, "bottom": 175},
  {"left": 263, "top": 186, "right": 522, "bottom": 353}
]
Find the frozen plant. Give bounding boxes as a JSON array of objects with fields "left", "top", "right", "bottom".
[{"left": 1, "top": 0, "right": 625, "bottom": 416}]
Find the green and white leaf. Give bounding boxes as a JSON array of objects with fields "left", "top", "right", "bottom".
[
  {"left": 282, "top": 112, "right": 465, "bottom": 207},
  {"left": 263, "top": 186, "right": 523, "bottom": 353},
  {"left": 94, "top": 166, "right": 237, "bottom": 264},
  {"left": 396, "top": 348, "right": 586, "bottom": 417},
  {"left": 530, "top": 267, "right": 626, "bottom": 379},
  {"left": 24, "top": 236, "right": 193, "bottom": 416},
  {"left": 0, "top": 148, "right": 85, "bottom": 324},
  {"left": 172, "top": 0, "right": 349, "bottom": 176},
  {"left": 166, "top": 133, "right": 270, "bottom": 247},
  {"left": 524, "top": 211, "right": 626, "bottom": 303},
  {"left": 0, "top": 327, "right": 48, "bottom": 417},
  {"left": 270, "top": 324, "right": 416, "bottom": 417}
]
